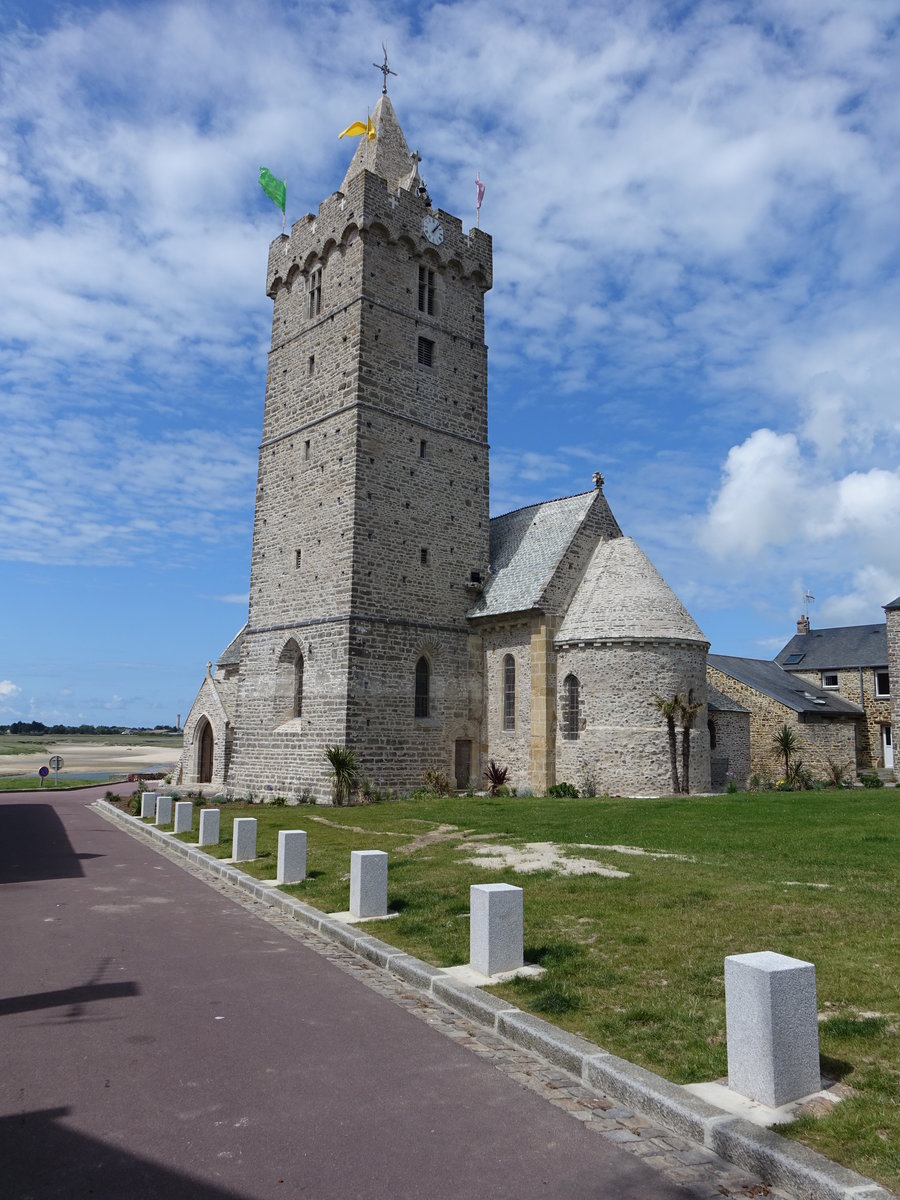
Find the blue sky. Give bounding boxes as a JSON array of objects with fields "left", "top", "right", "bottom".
[{"left": 2, "top": 0, "right": 899, "bottom": 727}]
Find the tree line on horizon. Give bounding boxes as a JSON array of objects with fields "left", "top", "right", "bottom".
[{"left": 1, "top": 721, "right": 179, "bottom": 736}]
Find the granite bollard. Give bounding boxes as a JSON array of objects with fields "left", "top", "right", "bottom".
[
  {"left": 198, "top": 808, "right": 220, "bottom": 846},
  {"left": 725, "top": 950, "right": 821, "bottom": 1107},
  {"left": 232, "top": 817, "right": 257, "bottom": 862},
  {"left": 173, "top": 801, "right": 193, "bottom": 834},
  {"left": 470, "top": 883, "right": 523, "bottom": 977},
  {"left": 350, "top": 849, "right": 388, "bottom": 917},
  {"left": 277, "top": 830, "right": 307, "bottom": 884},
  {"left": 155, "top": 795, "right": 173, "bottom": 826},
  {"left": 140, "top": 792, "right": 155, "bottom": 819}
]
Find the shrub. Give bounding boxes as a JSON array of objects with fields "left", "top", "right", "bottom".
[
  {"left": 725, "top": 779, "right": 739, "bottom": 794},
  {"left": 421, "top": 767, "right": 453, "bottom": 795},
  {"left": 580, "top": 770, "right": 598, "bottom": 798},
  {"left": 325, "top": 745, "right": 359, "bottom": 806},
  {"left": 859, "top": 772, "right": 884, "bottom": 789},
  {"left": 548, "top": 781, "right": 579, "bottom": 798},
  {"left": 484, "top": 759, "right": 509, "bottom": 796},
  {"left": 825, "top": 758, "right": 852, "bottom": 788}
]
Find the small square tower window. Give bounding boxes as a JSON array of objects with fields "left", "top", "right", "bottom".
[
  {"left": 821, "top": 672, "right": 838, "bottom": 689},
  {"left": 420, "top": 547, "right": 429, "bottom": 565},
  {"left": 295, "top": 549, "right": 302, "bottom": 569},
  {"left": 417, "top": 337, "right": 434, "bottom": 367}
]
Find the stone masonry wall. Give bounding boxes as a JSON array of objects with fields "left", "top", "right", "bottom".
[
  {"left": 791, "top": 666, "right": 890, "bottom": 770},
  {"left": 481, "top": 620, "right": 533, "bottom": 792},
  {"left": 555, "top": 640, "right": 710, "bottom": 796},
  {"left": 707, "top": 666, "right": 859, "bottom": 781},
  {"left": 887, "top": 606, "right": 900, "bottom": 781},
  {"left": 708, "top": 709, "right": 751, "bottom": 788}
]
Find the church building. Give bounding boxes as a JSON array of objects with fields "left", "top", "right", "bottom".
[{"left": 177, "top": 91, "right": 710, "bottom": 801}]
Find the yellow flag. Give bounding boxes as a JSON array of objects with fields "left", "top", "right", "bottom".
[{"left": 339, "top": 118, "right": 376, "bottom": 141}]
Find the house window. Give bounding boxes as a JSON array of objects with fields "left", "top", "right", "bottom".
[
  {"left": 562, "top": 674, "right": 580, "bottom": 740},
  {"left": 308, "top": 268, "right": 322, "bottom": 318},
  {"left": 875, "top": 670, "right": 890, "bottom": 698},
  {"left": 821, "top": 672, "right": 839, "bottom": 689},
  {"left": 503, "top": 655, "right": 515, "bottom": 731},
  {"left": 417, "top": 336, "right": 434, "bottom": 367},
  {"left": 418, "top": 266, "right": 435, "bottom": 315},
  {"left": 415, "top": 656, "right": 430, "bottom": 719}
]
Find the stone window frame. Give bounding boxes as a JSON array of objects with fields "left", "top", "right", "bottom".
[
  {"left": 418, "top": 264, "right": 436, "bottom": 316},
  {"left": 275, "top": 638, "right": 304, "bottom": 727},
  {"left": 561, "top": 673, "right": 582, "bottom": 741},
  {"left": 875, "top": 669, "right": 891, "bottom": 698},
  {"left": 414, "top": 655, "right": 431, "bottom": 719},
  {"left": 308, "top": 268, "right": 322, "bottom": 318},
  {"left": 821, "top": 671, "right": 839, "bottom": 689},
  {"left": 502, "top": 654, "right": 516, "bottom": 731}
]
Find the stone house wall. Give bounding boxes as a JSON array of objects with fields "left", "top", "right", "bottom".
[
  {"left": 708, "top": 710, "right": 751, "bottom": 788},
  {"left": 886, "top": 606, "right": 900, "bottom": 781},
  {"left": 707, "top": 666, "right": 859, "bottom": 781},
  {"left": 790, "top": 666, "right": 890, "bottom": 769}
]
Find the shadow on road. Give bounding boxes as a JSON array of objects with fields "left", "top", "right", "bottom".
[
  {"left": 0, "top": 1108, "right": 253, "bottom": 1199},
  {"left": 0, "top": 805, "right": 102, "bottom": 883}
]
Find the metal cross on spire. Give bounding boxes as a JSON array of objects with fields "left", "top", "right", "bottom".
[{"left": 373, "top": 43, "right": 397, "bottom": 94}]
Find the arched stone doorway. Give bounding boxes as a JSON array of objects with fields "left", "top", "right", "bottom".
[{"left": 198, "top": 719, "right": 214, "bottom": 783}]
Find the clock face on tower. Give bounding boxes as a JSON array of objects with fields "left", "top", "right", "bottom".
[{"left": 423, "top": 215, "right": 444, "bottom": 245}]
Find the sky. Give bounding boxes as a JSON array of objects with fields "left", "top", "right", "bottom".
[{"left": 1, "top": 0, "right": 899, "bottom": 728}]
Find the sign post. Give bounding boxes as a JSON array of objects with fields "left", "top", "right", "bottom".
[{"left": 49, "top": 755, "right": 64, "bottom": 786}]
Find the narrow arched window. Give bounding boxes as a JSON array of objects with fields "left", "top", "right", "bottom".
[
  {"left": 563, "top": 674, "right": 580, "bottom": 740},
  {"left": 707, "top": 718, "right": 717, "bottom": 750},
  {"left": 415, "top": 656, "right": 430, "bottom": 719},
  {"left": 503, "top": 655, "right": 516, "bottom": 731},
  {"left": 294, "top": 654, "right": 304, "bottom": 719}
]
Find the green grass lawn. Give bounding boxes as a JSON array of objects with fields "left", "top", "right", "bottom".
[
  {"left": 140, "top": 788, "right": 898, "bottom": 1190},
  {"left": 0, "top": 775, "right": 112, "bottom": 790}
]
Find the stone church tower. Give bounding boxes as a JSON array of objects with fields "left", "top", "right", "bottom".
[
  {"left": 179, "top": 89, "right": 711, "bottom": 800},
  {"left": 218, "top": 95, "right": 492, "bottom": 798}
]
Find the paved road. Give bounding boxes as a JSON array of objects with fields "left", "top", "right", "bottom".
[{"left": 0, "top": 788, "right": 700, "bottom": 1199}]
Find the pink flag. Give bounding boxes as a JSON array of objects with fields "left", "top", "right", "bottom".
[{"left": 475, "top": 177, "right": 485, "bottom": 210}]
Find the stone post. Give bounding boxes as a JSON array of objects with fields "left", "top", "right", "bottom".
[
  {"left": 198, "top": 808, "right": 220, "bottom": 846},
  {"left": 155, "top": 795, "right": 173, "bottom": 826},
  {"left": 232, "top": 817, "right": 257, "bottom": 862},
  {"left": 725, "top": 951, "right": 821, "bottom": 1107},
  {"left": 350, "top": 850, "right": 388, "bottom": 918},
  {"left": 173, "top": 801, "right": 193, "bottom": 834},
  {"left": 277, "top": 830, "right": 307, "bottom": 885},
  {"left": 470, "top": 883, "right": 523, "bottom": 977},
  {"left": 140, "top": 793, "right": 155, "bottom": 818}
]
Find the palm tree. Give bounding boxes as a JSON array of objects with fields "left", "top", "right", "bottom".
[
  {"left": 772, "top": 724, "right": 797, "bottom": 783},
  {"left": 654, "top": 693, "right": 681, "bottom": 794},
  {"left": 325, "top": 745, "right": 359, "bottom": 806},
  {"left": 678, "top": 691, "right": 703, "bottom": 795}
]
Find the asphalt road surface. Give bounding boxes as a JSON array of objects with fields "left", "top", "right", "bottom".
[{"left": 1, "top": 786, "right": 697, "bottom": 1199}]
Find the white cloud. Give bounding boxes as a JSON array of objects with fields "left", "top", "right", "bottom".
[{"left": 0, "top": 679, "right": 22, "bottom": 700}]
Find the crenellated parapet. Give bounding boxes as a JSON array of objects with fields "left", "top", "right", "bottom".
[{"left": 266, "top": 168, "right": 491, "bottom": 299}]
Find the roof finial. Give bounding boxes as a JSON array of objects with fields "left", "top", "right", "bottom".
[
  {"left": 592, "top": 471, "right": 605, "bottom": 491},
  {"left": 373, "top": 43, "right": 397, "bottom": 94}
]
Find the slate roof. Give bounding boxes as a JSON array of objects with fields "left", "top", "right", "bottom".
[
  {"left": 707, "top": 683, "right": 749, "bottom": 713},
  {"left": 216, "top": 623, "right": 247, "bottom": 669},
  {"left": 775, "top": 624, "right": 887, "bottom": 670},
  {"left": 557, "top": 536, "right": 707, "bottom": 644},
  {"left": 468, "top": 491, "right": 597, "bottom": 619},
  {"left": 885, "top": 595, "right": 900, "bottom": 611},
  {"left": 708, "top": 654, "right": 863, "bottom": 716}
]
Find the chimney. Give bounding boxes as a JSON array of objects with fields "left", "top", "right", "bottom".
[{"left": 796, "top": 615, "right": 810, "bottom": 636}]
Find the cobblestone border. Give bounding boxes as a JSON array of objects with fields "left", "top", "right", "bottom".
[{"left": 93, "top": 801, "right": 893, "bottom": 1200}]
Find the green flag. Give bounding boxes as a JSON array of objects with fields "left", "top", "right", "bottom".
[{"left": 258, "top": 167, "right": 286, "bottom": 213}]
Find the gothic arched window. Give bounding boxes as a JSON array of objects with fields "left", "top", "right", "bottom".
[
  {"left": 415, "top": 656, "right": 430, "bottom": 719},
  {"left": 563, "top": 674, "right": 581, "bottom": 740},
  {"left": 276, "top": 639, "right": 304, "bottom": 724},
  {"left": 503, "top": 655, "right": 516, "bottom": 731}
]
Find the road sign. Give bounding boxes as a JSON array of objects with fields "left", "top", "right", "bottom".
[{"left": 49, "top": 755, "right": 64, "bottom": 770}]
